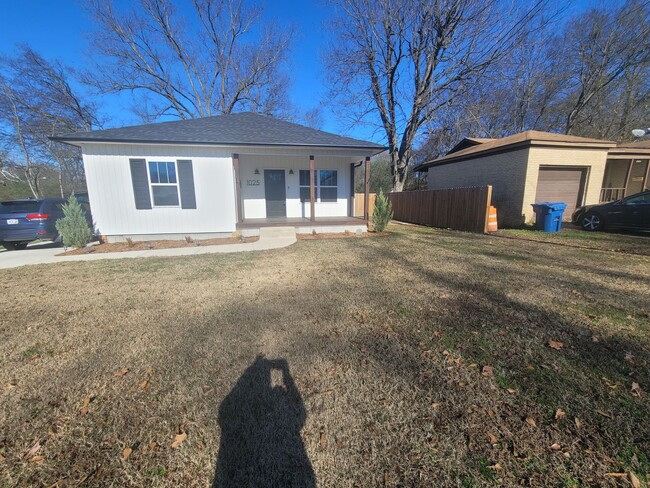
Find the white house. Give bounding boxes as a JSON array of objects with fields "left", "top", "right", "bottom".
[{"left": 52, "top": 113, "right": 385, "bottom": 242}]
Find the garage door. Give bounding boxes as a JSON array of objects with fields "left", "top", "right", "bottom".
[{"left": 535, "top": 167, "right": 586, "bottom": 219}]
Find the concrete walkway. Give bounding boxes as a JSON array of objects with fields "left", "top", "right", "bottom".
[{"left": 0, "top": 227, "right": 297, "bottom": 270}]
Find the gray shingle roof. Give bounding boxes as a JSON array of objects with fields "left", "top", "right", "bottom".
[{"left": 51, "top": 112, "right": 386, "bottom": 151}]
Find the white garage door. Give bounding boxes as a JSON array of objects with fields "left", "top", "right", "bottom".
[{"left": 535, "top": 167, "right": 586, "bottom": 219}]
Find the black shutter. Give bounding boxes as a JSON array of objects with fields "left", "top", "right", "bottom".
[
  {"left": 177, "top": 160, "right": 197, "bottom": 209},
  {"left": 129, "top": 159, "right": 152, "bottom": 209}
]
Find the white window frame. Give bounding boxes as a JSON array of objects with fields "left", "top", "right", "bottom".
[
  {"left": 299, "top": 169, "right": 338, "bottom": 203},
  {"left": 148, "top": 160, "right": 180, "bottom": 208}
]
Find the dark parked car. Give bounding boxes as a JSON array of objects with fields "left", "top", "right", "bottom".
[
  {"left": 572, "top": 190, "right": 650, "bottom": 231},
  {"left": 0, "top": 198, "right": 68, "bottom": 250}
]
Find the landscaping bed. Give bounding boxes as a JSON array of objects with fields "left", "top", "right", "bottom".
[
  {"left": 1, "top": 223, "right": 648, "bottom": 486},
  {"left": 57, "top": 236, "right": 259, "bottom": 255}
]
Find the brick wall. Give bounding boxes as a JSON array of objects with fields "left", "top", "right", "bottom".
[
  {"left": 524, "top": 146, "right": 609, "bottom": 222},
  {"left": 427, "top": 148, "right": 529, "bottom": 227}
]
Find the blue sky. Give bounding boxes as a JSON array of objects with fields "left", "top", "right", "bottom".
[{"left": 0, "top": 0, "right": 606, "bottom": 143}]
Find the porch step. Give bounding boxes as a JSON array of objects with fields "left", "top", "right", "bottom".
[{"left": 258, "top": 226, "right": 297, "bottom": 240}]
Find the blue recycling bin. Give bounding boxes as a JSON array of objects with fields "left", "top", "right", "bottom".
[{"left": 531, "top": 202, "right": 567, "bottom": 233}]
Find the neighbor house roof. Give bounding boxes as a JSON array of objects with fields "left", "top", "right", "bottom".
[
  {"left": 415, "top": 130, "right": 616, "bottom": 171},
  {"left": 607, "top": 138, "right": 650, "bottom": 156},
  {"left": 447, "top": 137, "right": 496, "bottom": 155},
  {"left": 51, "top": 112, "right": 386, "bottom": 152}
]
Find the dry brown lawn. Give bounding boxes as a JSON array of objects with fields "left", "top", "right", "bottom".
[{"left": 1, "top": 223, "right": 649, "bottom": 487}]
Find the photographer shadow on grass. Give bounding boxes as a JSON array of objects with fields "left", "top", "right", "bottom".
[{"left": 213, "top": 355, "right": 315, "bottom": 488}]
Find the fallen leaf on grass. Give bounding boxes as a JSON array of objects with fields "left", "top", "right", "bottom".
[
  {"left": 79, "top": 407, "right": 89, "bottom": 416},
  {"left": 574, "top": 417, "right": 583, "bottom": 429},
  {"left": 171, "top": 432, "right": 187, "bottom": 449},
  {"left": 115, "top": 368, "right": 129, "bottom": 377},
  {"left": 602, "top": 377, "right": 621, "bottom": 389},
  {"left": 550, "top": 443, "right": 561, "bottom": 450},
  {"left": 596, "top": 410, "right": 612, "bottom": 419},
  {"left": 548, "top": 339, "right": 563, "bottom": 350},
  {"left": 525, "top": 417, "right": 536, "bottom": 427},
  {"left": 629, "top": 471, "right": 641, "bottom": 488},
  {"left": 554, "top": 408, "right": 566, "bottom": 420},
  {"left": 604, "top": 472, "right": 627, "bottom": 478},
  {"left": 30, "top": 455, "right": 44, "bottom": 463},
  {"left": 631, "top": 382, "right": 641, "bottom": 397},
  {"left": 122, "top": 448, "right": 132, "bottom": 460},
  {"left": 5, "top": 380, "right": 17, "bottom": 390},
  {"left": 139, "top": 380, "right": 149, "bottom": 390},
  {"left": 488, "top": 433, "right": 499, "bottom": 445},
  {"left": 506, "top": 388, "right": 517, "bottom": 394},
  {"left": 0, "top": 453, "right": 4, "bottom": 462},
  {"left": 149, "top": 442, "right": 158, "bottom": 451},
  {"left": 319, "top": 431, "right": 326, "bottom": 449},
  {"left": 482, "top": 365, "right": 494, "bottom": 375},
  {"left": 487, "top": 463, "right": 503, "bottom": 471},
  {"left": 23, "top": 441, "right": 41, "bottom": 459}
]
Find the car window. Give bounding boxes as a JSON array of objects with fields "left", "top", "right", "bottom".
[
  {"left": 625, "top": 194, "right": 650, "bottom": 204},
  {"left": 0, "top": 201, "right": 42, "bottom": 214}
]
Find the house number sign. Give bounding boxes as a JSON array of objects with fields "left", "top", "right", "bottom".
[{"left": 246, "top": 179, "right": 261, "bottom": 186}]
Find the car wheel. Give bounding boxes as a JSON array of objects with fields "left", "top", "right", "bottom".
[
  {"left": 3, "top": 241, "right": 29, "bottom": 250},
  {"left": 580, "top": 212, "right": 603, "bottom": 231}
]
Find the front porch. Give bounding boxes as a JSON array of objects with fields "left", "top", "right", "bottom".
[
  {"left": 232, "top": 151, "right": 374, "bottom": 231},
  {"left": 600, "top": 155, "right": 649, "bottom": 202},
  {"left": 236, "top": 216, "right": 368, "bottom": 237}
]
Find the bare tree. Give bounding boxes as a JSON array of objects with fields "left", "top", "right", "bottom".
[
  {"left": 561, "top": 1, "right": 650, "bottom": 134},
  {"left": 0, "top": 46, "right": 98, "bottom": 197},
  {"left": 326, "top": 0, "right": 555, "bottom": 191},
  {"left": 86, "top": 0, "right": 293, "bottom": 121}
]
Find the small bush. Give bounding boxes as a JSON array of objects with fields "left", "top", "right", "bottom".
[
  {"left": 126, "top": 237, "right": 135, "bottom": 248},
  {"left": 372, "top": 189, "right": 393, "bottom": 232},
  {"left": 55, "top": 195, "right": 93, "bottom": 248}
]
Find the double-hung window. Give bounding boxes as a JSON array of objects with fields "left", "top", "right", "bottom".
[
  {"left": 299, "top": 169, "right": 338, "bottom": 202},
  {"left": 148, "top": 161, "right": 179, "bottom": 206}
]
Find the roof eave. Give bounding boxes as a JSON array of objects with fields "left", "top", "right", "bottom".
[
  {"left": 49, "top": 136, "right": 387, "bottom": 153},
  {"left": 415, "top": 139, "right": 616, "bottom": 171}
]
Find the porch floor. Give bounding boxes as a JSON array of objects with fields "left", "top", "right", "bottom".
[{"left": 237, "top": 216, "right": 367, "bottom": 229}]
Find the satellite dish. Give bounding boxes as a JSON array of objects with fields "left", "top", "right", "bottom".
[{"left": 632, "top": 128, "right": 649, "bottom": 138}]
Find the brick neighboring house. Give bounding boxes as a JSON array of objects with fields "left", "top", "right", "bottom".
[{"left": 414, "top": 131, "right": 632, "bottom": 227}]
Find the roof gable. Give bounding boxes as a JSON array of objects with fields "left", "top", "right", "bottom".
[{"left": 51, "top": 112, "right": 386, "bottom": 151}]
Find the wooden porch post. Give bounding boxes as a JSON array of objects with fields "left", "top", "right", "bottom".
[
  {"left": 309, "top": 155, "right": 316, "bottom": 221},
  {"left": 364, "top": 156, "right": 371, "bottom": 221},
  {"left": 350, "top": 163, "right": 356, "bottom": 217},
  {"left": 232, "top": 153, "right": 243, "bottom": 223}
]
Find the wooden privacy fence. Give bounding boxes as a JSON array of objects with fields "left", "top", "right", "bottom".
[
  {"left": 388, "top": 186, "right": 492, "bottom": 233},
  {"left": 354, "top": 192, "right": 376, "bottom": 217}
]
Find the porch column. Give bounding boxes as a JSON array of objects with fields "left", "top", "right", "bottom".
[
  {"left": 349, "top": 162, "right": 356, "bottom": 217},
  {"left": 363, "top": 156, "right": 371, "bottom": 221},
  {"left": 232, "top": 153, "right": 243, "bottom": 223},
  {"left": 309, "top": 155, "right": 316, "bottom": 221}
]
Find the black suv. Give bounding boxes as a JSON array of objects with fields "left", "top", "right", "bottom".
[
  {"left": 572, "top": 190, "right": 650, "bottom": 231},
  {"left": 0, "top": 198, "right": 68, "bottom": 250}
]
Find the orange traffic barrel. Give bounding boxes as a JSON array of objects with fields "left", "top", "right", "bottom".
[{"left": 487, "top": 206, "right": 498, "bottom": 232}]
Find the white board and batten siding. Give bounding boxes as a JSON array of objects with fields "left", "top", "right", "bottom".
[
  {"left": 82, "top": 143, "right": 236, "bottom": 241},
  {"left": 81, "top": 142, "right": 369, "bottom": 241}
]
